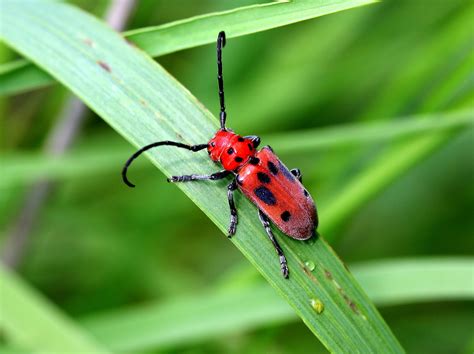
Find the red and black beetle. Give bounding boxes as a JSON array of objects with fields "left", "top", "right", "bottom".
[{"left": 122, "top": 31, "right": 318, "bottom": 278}]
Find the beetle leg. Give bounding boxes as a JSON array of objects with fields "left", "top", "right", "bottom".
[
  {"left": 167, "top": 170, "right": 230, "bottom": 182},
  {"left": 258, "top": 209, "right": 289, "bottom": 279},
  {"left": 290, "top": 168, "right": 302, "bottom": 182},
  {"left": 227, "top": 179, "right": 238, "bottom": 237}
]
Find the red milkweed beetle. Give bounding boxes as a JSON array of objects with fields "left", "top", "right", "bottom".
[{"left": 122, "top": 31, "right": 318, "bottom": 278}]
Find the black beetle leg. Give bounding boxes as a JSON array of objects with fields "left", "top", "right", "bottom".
[
  {"left": 227, "top": 179, "right": 238, "bottom": 237},
  {"left": 258, "top": 209, "right": 289, "bottom": 279},
  {"left": 167, "top": 170, "right": 230, "bottom": 182}
]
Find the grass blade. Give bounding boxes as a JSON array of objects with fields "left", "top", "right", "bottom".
[
  {"left": 80, "top": 258, "right": 474, "bottom": 351},
  {"left": 1, "top": 1, "right": 402, "bottom": 352},
  {"left": 270, "top": 110, "right": 474, "bottom": 153},
  {"left": 0, "top": 264, "right": 109, "bottom": 354},
  {"left": 125, "top": 0, "right": 378, "bottom": 57},
  {"left": 0, "top": 59, "right": 52, "bottom": 95},
  {"left": 350, "top": 258, "right": 474, "bottom": 306},
  {"left": 1, "top": 110, "right": 471, "bottom": 188},
  {"left": 319, "top": 133, "right": 452, "bottom": 237},
  {"left": 0, "top": 0, "right": 377, "bottom": 96}
]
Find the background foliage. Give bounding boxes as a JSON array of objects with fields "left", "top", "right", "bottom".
[{"left": 1, "top": 0, "right": 473, "bottom": 353}]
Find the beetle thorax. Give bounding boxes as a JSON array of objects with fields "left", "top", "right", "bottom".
[{"left": 207, "top": 129, "right": 258, "bottom": 171}]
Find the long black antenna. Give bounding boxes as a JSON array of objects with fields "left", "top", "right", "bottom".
[
  {"left": 122, "top": 141, "right": 208, "bottom": 187},
  {"left": 217, "top": 31, "right": 227, "bottom": 129}
]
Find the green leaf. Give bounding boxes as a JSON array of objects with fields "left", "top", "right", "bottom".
[
  {"left": 0, "top": 0, "right": 378, "bottom": 96},
  {"left": 0, "top": 264, "right": 110, "bottom": 354},
  {"left": 351, "top": 258, "right": 474, "bottom": 306},
  {"left": 80, "top": 258, "right": 474, "bottom": 351},
  {"left": 125, "top": 0, "right": 378, "bottom": 57},
  {"left": 0, "top": 59, "right": 53, "bottom": 96},
  {"left": 0, "top": 1, "right": 402, "bottom": 352}
]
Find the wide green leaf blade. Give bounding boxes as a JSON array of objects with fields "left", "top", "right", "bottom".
[
  {"left": 0, "top": 1, "right": 402, "bottom": 352},
  {"left": 0, "top": 0, "right": 378, "bottom": 96}
]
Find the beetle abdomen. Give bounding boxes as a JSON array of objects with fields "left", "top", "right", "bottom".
[{"left": 237, "top": 147, "right": 318, "bottom": 240}]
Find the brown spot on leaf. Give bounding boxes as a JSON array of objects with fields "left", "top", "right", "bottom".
[
  {"left": 83, "top": 38, "right": 94, "bottom": 47},
  {"left": 326, "top": 271, "right": 365, "bottom": 318},
  {"left": 97, "top": 61, "right": 111, "bottom": 72},
  {"left": 338, "top": 287, "right": 361, "bottom": 315},
  {"left": 298, "top": 260, "right": 318, "bottom": 284}
]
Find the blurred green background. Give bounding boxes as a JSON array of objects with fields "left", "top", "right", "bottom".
[{"left": 1, "top": 0, "right": 473, "bottom": 353}]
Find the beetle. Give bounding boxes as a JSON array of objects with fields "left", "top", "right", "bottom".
[{"left": 122, "top": 31, "right": 318, "bottom": 278}]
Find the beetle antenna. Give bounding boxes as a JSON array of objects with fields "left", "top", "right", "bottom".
[
  {"left": 122, "top": 141, "right": 208, "bottom": 188},
  {"left": 217, "top": 31, "right": 227, "bottom": 129}
]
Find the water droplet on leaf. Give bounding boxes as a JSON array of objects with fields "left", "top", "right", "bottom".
[
  {"left": 304, "top": 260, "right": 315, "bottom": 271},
  {"left": 310, "top": 298, "right": 324, "bottom": 314}
]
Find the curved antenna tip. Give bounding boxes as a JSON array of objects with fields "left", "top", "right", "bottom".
[
  {"left": 218, "top": 31, "right": 226, "bottom": 47},
  {"left": 122, "top": 169, "right": 136, "bottom": 188},
  {"left": 123, "top": 178, "right": 136, "bottom": 188}
]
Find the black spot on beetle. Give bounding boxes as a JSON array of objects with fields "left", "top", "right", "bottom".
[
  {"left": 249, "top": 157, "right": 260, "bottom": 165},
  {"left": 235, "top": 156, "right": 243, "bottom": 163},
  {"left": 227, "top": 147, "right": 234, "bottom": 154},
  {"left": 280, "top": 211, "right": 291, "bottom": 222},
  {"left": 248, "top": 143, "right": 253, "bottom": 150},
  {"left": 254, "top": 186, "right": 276, "bottom": 205},
  {"left": 257, "top": 172, "right": 271, "bottom": 184},
  {"left": 268, "top": 161, "right": 278, "bottom": 175},
  {"left": 238, "top": 137, "right": 244, "bottom": 142}
]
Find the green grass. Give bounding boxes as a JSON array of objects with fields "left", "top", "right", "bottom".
[
  {"left": 2, "top": 257, "right": 471, "bottom": 352},
  {"left": 0, "top": 264, "right": 109, "bottom": 354},
  {"left": 0, "top": 0, "right": 472, "bottom": 353},
  {"left": 1, "top": 0, "right": 403, "bottom": 352}
]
